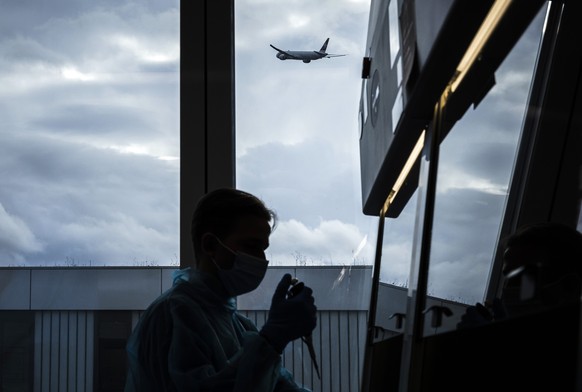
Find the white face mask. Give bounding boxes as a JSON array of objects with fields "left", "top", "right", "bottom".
[{"left": 211, "top": 236, "right": 269, "bottom": 297}]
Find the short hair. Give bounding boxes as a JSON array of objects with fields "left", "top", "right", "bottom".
[
  {"left": 190, "top": 188, "right": 277, "bottom": 259},
  {"left": 503, "top": 222, "right": 582, "bottom": 278}
]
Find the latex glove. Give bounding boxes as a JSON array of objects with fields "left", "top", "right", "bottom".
[{"left": 260, "top": 273, "right": 317, "bottom": 353}]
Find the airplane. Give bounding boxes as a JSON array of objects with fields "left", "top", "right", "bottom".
[{"left": 269, "top": 38, "right": 347, "bottom": 63}]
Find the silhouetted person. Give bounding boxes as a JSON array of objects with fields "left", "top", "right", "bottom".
[
  {"left": 458, "top": 221, "right": 582, "bottom": 329},
  {"left": 125, "top": 188, "right": 317, "bottom": 391}
]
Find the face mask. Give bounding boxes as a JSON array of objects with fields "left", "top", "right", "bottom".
[{"left": 211, "top": 236, "right": 269, "bottom": 297}]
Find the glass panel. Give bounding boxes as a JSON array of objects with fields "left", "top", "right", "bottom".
[
  {"left": 423, "top": 5, "right": 548, "bottom": 333},
  {"left": 372, "top": 190, "right": 418, "bottom": 337},
  {"left": 0, "top": 1, "right": 180, "bottom": 266},
  {"left": 234, "top": 8, "right": 375, "bottom": 387},
  {"left": 380, "top": 191, "right": 417, "bottom": 286},
  {"left": 234, "top": 0, "right": 375, "bottom": 268}
]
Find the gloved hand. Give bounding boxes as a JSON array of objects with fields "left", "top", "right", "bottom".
[{"left": 260, "top": 273, "right": 317, "bottom": 353}]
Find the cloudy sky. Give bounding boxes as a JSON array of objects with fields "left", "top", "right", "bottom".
[
  {"left": 234, "top": 0, "right": 375, "bottom": 268},
  {"left": 0, "top": 0, "right": 180, "bottom": 266},
  {"left": 0, "top": 0, "right": 548, "bottom": 304}
]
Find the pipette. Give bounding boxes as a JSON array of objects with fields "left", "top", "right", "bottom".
[{"left": 288, "top": 278, "right": 321, "bottom": 380}]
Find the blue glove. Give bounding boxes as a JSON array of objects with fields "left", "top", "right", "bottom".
[{"left": 260, "top": 273, "right": 317, "bottom": 353}]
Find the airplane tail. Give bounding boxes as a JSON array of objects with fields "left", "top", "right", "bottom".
[{"left": 319, "top": 38, "right": 330, "bottom": 53}]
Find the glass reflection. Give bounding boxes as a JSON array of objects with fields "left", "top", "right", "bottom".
[
  {"left": 380, "top": 190, "right": 417, "bottom": 286},
  {"left": 425, "top": 6, "right": 548, "bottom": 321},
  {"left": 370, "top": 190, "right": 417, "bottom": 336}
]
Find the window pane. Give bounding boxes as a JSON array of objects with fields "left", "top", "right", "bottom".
[
  {"left": 234, "top": 0, "right": 375, "bottom": 267},
  {"left": 425, "top": 6, "right": 547, "bottom": 309},
  {"left": 380, "top": 190, "right": 417, "bottom": 286},
  {"left": 0, "top": 1, "right": 180, "bottom": 266}
]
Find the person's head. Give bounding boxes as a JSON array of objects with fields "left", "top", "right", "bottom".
[
  {"left": 501, "top": 222, "right": 582, "bottom": 311},
  {"left": 190, "top": 188, "right": 277, "bottom": 272}
]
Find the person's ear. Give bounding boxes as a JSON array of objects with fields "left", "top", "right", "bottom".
[{"left": 201, "top": 233, "right": 218, "bottom": 256}]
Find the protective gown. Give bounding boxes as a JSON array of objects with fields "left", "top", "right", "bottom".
[{"left": 125, "top": 267, "right": 310, "bottom": 392}]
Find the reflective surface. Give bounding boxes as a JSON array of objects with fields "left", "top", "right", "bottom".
[
  {"left": 380, "top": 190, "right": 418, "bottom": 286},
  {"left": 425, "top": 5, "right": 548, "bottom": 318}
]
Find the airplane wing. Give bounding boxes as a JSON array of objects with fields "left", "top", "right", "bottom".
[
  {"left": 270, "top": 44, "right": 301, "bottom": 60},
  {"left": 314, "top": 48, "right": 347, "bottom": 58}
]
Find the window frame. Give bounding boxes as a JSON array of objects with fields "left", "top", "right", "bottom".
[{"left": 180, "top": 1, "right": 236, "bottom": 268}]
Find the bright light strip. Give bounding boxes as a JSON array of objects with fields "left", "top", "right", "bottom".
[
  {"left": 382, "top": 130, "right": 426, "bottom": 215},
  {"left": 450, "top": 0, "right": 512, "bottom": 92}
]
